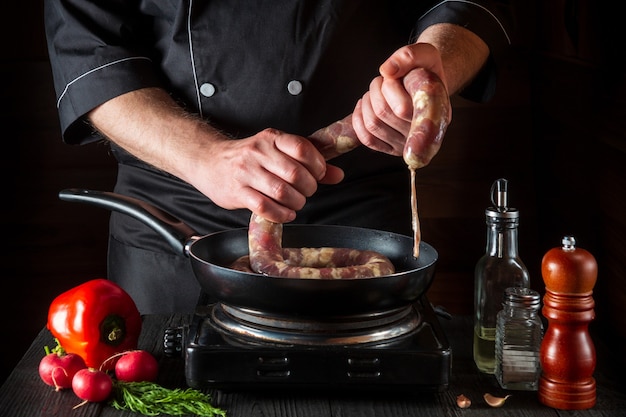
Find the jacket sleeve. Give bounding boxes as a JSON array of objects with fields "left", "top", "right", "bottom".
[
  {"left": 44, "top": 0, "right": 162, "bottom": 145},
  {"left": 415, "top": 0, "right": 515, "bottom": 102}
]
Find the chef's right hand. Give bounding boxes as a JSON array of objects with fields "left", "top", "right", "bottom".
[
  {"left": 88, "top": 87, "right": 343, "bottom": 224},
  {"left": 196, "top": 128, "right": 345, "bottom": 224}
]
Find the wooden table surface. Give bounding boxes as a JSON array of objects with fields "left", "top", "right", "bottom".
[{"left": 1, "top": 312, "right": 624, "bottom": 417}]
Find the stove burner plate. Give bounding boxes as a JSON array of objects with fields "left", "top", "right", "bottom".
[
  {"left": 183, "top": 297, "right": 452, "bottom": 392},
  {"left": 211, "top": 303, "right": 422, "bottom": 345}
]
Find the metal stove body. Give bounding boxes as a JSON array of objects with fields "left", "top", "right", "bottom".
[{"left": 178, "top": 296, "right": 451, "bottom": 392}]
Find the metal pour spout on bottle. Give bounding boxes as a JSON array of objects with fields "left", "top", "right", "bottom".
[{"left": 473, "top": 178, "right": 530, "bottom": 374}]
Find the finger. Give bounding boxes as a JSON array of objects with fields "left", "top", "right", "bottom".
[
  {"left": 379, "top": 78, "right": 412, "bottom": 122},
  {"left": 351, "top": 98, "right": 377, "bottom": 150},
  {"left": 270, "top": 134, "right": 344, "bottom": 189},
  {"left": 273, "top": 132, "right": 328, "bottom": 182},
  {"left": 247, "top": 166, "right": 310, "bottom": 216},
  {"left": 379, "top": 43, "right": 444, "bottom": 81},
  {"left": 373, "top": 76, "right": 413, "bottom": 126},
  {"left": 229, "top": 133, "right": 313, "bottom": 209},
  {"left": 243, "top": 186, "right": 297, "bottom": 224},
  {"left": 318, "top": 164, "right": 344, "bottom": 185},
  {"left": 359, "top": 93, "right": 398, "bottom": 153},
  {"left": 250, "top": 159, "right": 316, "bottom": 213},
  {"left": 353, "top": 95, "right": 405, "bottom": 156},
  {"left": 379, "top": 46, "right": 417, "bottom": 79}
]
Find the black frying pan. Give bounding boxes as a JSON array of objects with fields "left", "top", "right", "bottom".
[{"left": 58, "top": 189, "right": 438, "bottom": 316}]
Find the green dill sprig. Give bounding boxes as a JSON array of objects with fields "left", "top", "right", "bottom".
[{"left": 110, "top": 380, "right": 226, "bottom": 417}]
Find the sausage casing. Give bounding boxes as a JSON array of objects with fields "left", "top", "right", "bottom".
[{"left": 232, "top": 213, "right": 395, "bottom": 279}]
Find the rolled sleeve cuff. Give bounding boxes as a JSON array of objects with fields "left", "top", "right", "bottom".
[
  {"left": 57, "top": 56, "right": 162, "bottom": 145},
  {"left": 416, "top": 1, "right": 513, "bottom": 102},
  {"left": 416, "top": 0, "right": 512, "bottom": 53}
]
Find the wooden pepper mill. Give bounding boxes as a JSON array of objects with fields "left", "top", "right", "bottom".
[{"left": 538, "top": 235, "right": 597, "bottom": 409}]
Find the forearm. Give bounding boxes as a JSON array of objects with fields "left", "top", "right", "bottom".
[
  {"left": 86, "top": 86, "right": 339, "bottom": 223},
  {"left": 87, "top": 87, "right": 227, "bottom": 184},
  {"left": 416, "top": 23, "right": 490, "bottom": 96}
]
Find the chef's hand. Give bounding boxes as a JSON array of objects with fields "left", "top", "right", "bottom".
[
  {"left": 88, "top": 87, "right": 343, "bottom": 225},
  {"left": 352, "top": 23, "right": 490, "bottom": 157},
  {"left": 202, "top": 129, "right": 345, "bottom": 224},
  {"left": 351, "top": 42, "right": 447, "bottom": 156}
]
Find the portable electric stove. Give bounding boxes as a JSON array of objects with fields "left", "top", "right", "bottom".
[{"left": 166, "top": 294, "right": 451, "bottom": 392}]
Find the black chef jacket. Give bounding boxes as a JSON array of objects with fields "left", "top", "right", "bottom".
[{"left": 45, "top": 0, "right": 513, "bottom": 314}]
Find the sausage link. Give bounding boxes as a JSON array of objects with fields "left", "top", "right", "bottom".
[
  {"left": 401, "top": 68, "right": 451, "bottom": 168},
  {"left": 401, "top": 68, "right": 450, "bottom": 257},
  {"left": 238, "top": 213, "right": 395, "bottom": 279},
  {"left": 308, "top": 115, "right": 357, "bottom": 160},
  {"left": 232, "top": 68, "right": 450, "bottom": 276}
]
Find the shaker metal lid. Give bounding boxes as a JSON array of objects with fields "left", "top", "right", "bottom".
[{"left": 503, "top": 287, "right": 541, "bottom": 308}]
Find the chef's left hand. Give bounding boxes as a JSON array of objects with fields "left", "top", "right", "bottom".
[{"left": 351, "top": 42, "right": 447, "bottom": 156}]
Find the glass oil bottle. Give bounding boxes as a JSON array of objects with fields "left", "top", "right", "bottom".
[{"left": 473, "top": 178, "right": 530, "bottom": 374}]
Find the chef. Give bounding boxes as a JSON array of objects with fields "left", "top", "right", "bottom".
[{"left": 44, "top": 0, "right": 513, "bottom": 314}]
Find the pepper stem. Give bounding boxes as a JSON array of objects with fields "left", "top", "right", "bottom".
[{"left": 100, "top": 314, "right": 127, "bottom": 346}]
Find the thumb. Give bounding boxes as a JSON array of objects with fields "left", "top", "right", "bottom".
[
  {"left": 379, "top": 43, "right": 443, "bottom": 80},
  {"left": 317, "top": 164, "right": 345, "bottom": 185}
]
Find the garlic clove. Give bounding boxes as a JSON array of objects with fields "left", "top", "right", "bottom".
[
  {"left": 484, "top": 393, "right": 511, "bottom": 407},
  {"left": 456, "top": 394, "right": 471, "bottom": 408}
]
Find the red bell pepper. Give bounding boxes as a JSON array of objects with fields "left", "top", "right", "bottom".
[{"left": 47, "top": 279, "right": 142, "bottom": 371}]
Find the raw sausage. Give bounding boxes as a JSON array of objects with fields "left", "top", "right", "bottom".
[
  {"left": 401, "top": 67, "right": 451, "bottom": 170},
  {"left": 231, "top": 213, "right": 396, "bottom": 278},
  {"left": 232, "top": 67, "right": 450, "bottom": 277},
  {"left": 401, "top": 68, "right": 451, "bottom": 257}
]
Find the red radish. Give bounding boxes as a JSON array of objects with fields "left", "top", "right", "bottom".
[
  {"left": 38, "top": 348, "right": 87, "bottom": 391},
  {"left": 114, "top": 350, "right": 159, "bottom": 382},
  {"left": 72, "top": 368, "right": 113, "bottom": 403}
]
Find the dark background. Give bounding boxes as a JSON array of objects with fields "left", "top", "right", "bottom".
[{"left": 2, "top": 1, "right": 625, "bottom": 385}]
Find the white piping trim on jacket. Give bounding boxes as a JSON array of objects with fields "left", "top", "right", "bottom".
[
  {"left": 187, "top": 0, "right": 203, "bottom": 118},
  {"left": 420, "top": 0, "right": 511, "bottom": 45},
  {"left": 56, "top": 56, "right": 152, "bottom": 109}
]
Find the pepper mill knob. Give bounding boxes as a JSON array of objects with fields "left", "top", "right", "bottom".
[
  {"left": 542, "top": 236, "right": 597, "bottom": 294},
  {"left": 538, "top": 235, "right": 598, "bottom": 409}
]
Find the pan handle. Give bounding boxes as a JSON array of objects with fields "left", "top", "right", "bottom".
[{"left": 58, "top": 188, "right": 198, "bottom": 256}]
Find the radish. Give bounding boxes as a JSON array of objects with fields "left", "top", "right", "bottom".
[
  {"left": 72, "top": 368, "right": 113, "bottom": 403},
  {"left": 38, "top": 344, "right": 87, "bottom": 391},
  {"left": 114, "top": 350, "right": 159, "bottom": 382}
]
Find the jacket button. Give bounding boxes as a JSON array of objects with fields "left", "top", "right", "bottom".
[
  {"left": 287, "top": 80, "right": 303, "bottom": 95},
  {"left": 200, "top": 82, "right": 216, "bottom": 97}
]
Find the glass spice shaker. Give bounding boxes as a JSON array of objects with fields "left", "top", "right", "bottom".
[
  {"left": 495, "top": 287, "right": 543, "bottom": 390},
  {"left": 473, "top": 178, "right": 530, "bottom": 374}
]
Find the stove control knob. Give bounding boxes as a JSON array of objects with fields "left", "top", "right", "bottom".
[{"left": 163, "top": 326, "right": 185, "bottom": 358}]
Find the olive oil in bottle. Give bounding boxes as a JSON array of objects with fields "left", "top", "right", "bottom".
[
  {"left": 474, "top": 326, "right": 497, "bottom": 372},
  {"left": 473, "top": 178, "right": 530, "bottom": 374}
]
